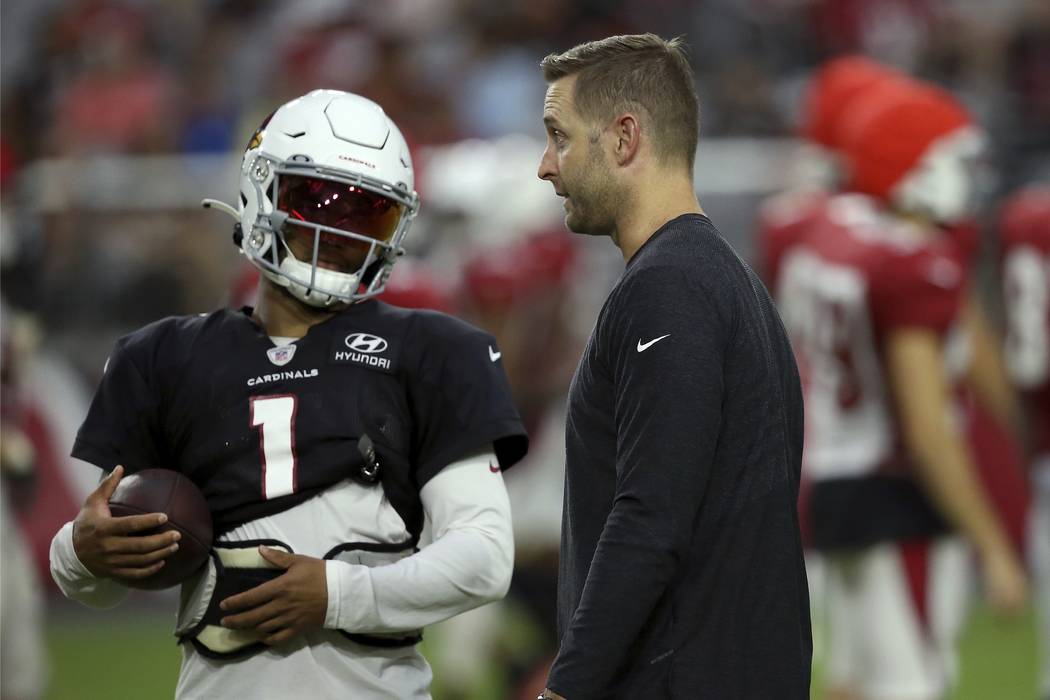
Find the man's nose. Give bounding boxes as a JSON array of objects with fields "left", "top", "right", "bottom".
[{"left": 538, "top": 145, "right": 557, "bottom": 182}]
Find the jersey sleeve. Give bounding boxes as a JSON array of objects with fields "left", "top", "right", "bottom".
[
  {"left": 945, "top": 220, "right": 980, "bottom": 268},
  {"left": 408, "top": 315, "right": 528, "bottom": 487},
  {"left": 869, "top": 246, "right": 964, "bottom": 334},
  {"left": 71, "top": 336, "right": 167, "bottom": 473}
]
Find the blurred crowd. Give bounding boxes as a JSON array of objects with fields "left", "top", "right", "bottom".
[
  {"left": 2, "top": 0, "right": 1049, "bottom": 335},
  {"left": 2, "top": 0, "right": 1049, "bottom": 699},
  {"left": 2, "top": 0, "right": 1049, "bottom": 161}
]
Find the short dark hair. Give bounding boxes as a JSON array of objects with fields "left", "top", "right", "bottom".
[{"left": 540, "top": 34, "right": 700, "bottom": 173}]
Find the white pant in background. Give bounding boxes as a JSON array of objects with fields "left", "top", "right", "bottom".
[
  {"left": 822, "top": 537, "right": 970, "bottom": 700},
  {"left": 1, "top": 489, "right": 47, "bottom": 700}
]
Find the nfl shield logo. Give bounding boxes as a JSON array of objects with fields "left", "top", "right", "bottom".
[{"left": 267, "top": 345, "right": 297, "bottom": 367}]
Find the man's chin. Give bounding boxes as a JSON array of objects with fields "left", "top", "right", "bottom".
[
  {"left": 565, "top": 212, "right": 606, "bottom": 237},
  {"left": 564, "top": 207, "right": 586, "bottom": 233}
]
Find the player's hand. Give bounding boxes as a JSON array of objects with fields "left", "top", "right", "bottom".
[
  {"left": 72, "top": 465, "right": 181, "bottom": 581},
  {"left": 980, "top": 546, "right": 1028, "bottom": 617},
  {"left": 219, "top": 546, "right": 328, "bottom": 646}
]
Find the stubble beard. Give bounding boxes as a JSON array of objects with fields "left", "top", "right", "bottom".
[{"left": 564, "top": 145, "right": 621, "bottom": 238}]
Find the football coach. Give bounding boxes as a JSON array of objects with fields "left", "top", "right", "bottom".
[{"left": 536, "top": 34, "right": 812, "bottom": 699}]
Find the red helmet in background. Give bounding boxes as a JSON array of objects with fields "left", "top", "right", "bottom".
[
  {"left": 792, "top": 56, "right": 908, "bottom": 190},
  {"left": 839, "top": 80, "right": 982, "bottom": 223},
  {"left": 801, "top": 56, "right": 905, "bottom": 150}
]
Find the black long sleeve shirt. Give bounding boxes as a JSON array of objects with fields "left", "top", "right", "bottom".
[{"left": 549, "top": 214, "right": 811, "bottom": 699}]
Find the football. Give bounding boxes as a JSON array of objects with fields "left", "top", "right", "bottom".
[{"left": 108, "top": 469, "right": 213, "bottom": 590}]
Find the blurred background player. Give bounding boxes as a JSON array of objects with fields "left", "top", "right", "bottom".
[
  {"left": 762, "top": 56, "right": 1033, "bottom": 556},
  {"left": 0, "top": 306, "right": 48, "bottom": 700},
  {"left": 46, "top": 90, "right": 528, "bottom": 700},
  {"left": 764, "top": 71, "right": 1029, "bottom": 700},
  {"left": 999, "top": 186, "right": 1050, "bottom": 700},
  {"left": 430, "top": 230, "right": 583, "bottom": 700},
  {"left": 764, "top": 60, "right": 1030, "bottom": 536}
]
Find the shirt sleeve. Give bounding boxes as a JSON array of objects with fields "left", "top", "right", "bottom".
[
  {"left": 322, "top": 451, "right": 514, "bottom": 632},
  {"left": 71, "top": 339, "right": 166, "bottom": 473},
  {"left": 49, "top": 521, "right": 130, "bottom": 609},
  {"left": 869, "top": 246, "right": 964, "bottom": 334},
  {"left": 547, "top": 267, "right": 729, "bottom": 696},
  {"left": 408, "top": 317, "right": 528, "bottom": 486}
]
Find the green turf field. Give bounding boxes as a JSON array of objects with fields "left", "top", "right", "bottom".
[{"left": 44, "top": 604, "right": 1039, "bottom": 699}]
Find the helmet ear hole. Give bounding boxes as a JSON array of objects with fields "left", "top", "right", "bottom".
[{"left": 232, "top": 223, "right": 244, "bottom": 246}]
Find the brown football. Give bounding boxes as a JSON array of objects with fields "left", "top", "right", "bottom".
[{"left": 108, "top": 469, "right": 213, "bottom": 590}]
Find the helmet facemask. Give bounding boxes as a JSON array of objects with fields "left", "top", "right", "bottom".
[{"left": 242, "top": 159, "right": 419, "bottom": 308}]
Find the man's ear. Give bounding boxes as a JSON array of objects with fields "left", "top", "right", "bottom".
[{"left": 612, "top": 112, "right": 641, "bottom": 166}]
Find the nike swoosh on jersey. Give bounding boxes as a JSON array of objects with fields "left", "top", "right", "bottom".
[
  {"left": 637, "top": 334, "right": 671, "bottom": 352},
  {"left": 488, "top": 346, "right": 502, "bottom": 362}
]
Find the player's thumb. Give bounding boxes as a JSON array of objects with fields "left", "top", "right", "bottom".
[
  {"left": 92, "top": 465, "right": 124, "bottom": 502},
  {"left": 259, "top": 545, "right": 293, "bottom": 569}
]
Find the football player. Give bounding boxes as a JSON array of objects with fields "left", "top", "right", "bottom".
[
  {"left": 1, "top": 306, "right": 48, "bottom": 700},
  {"left": 768, "top": 78, "right": 1028, "bottom": 700},
  {"left": 999, "top": 185, "right": 1050, "bottom": 700},
  {"left": 761, "top": 58, "right": 1032, "bottom": 558},
  {"left": 48, "top": 90, "right": 528, "bottom": 700},
  {"left": 431, "top": 231, "right": 579, "bottom": 698}
]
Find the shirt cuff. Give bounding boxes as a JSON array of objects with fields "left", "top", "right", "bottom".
[
  {"left": 323, "top": 559, "right": 373, "bottom": 631},
  {"left": 51, "top": 521, "right": 97, "bottom": 581},
  {"left": 50, "top": 520, "right": 129, "bottom": 609}
]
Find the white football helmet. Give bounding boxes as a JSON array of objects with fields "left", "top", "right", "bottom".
[{"left": 204, "top": 90, "right": 419, "bottom": 307}]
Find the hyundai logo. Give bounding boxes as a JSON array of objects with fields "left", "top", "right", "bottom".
[{"left": 345, "top": 333, "right": 388, "bottom": 354}]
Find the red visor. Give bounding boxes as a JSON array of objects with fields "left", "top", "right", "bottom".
[{"left": 277, "top": 174, "right": 403, "bottom": 243}]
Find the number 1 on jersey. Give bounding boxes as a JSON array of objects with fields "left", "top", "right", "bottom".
[{"left": 250, "top": 395, "right": 298, "bottom": 499}]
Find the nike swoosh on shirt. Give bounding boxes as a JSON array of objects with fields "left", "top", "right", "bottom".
[
  {"left": 637, "top": 334, "right": 671, "bottom": 352},
  {"left": 488, "top": 346, "right": 502, "bottom": 362}
]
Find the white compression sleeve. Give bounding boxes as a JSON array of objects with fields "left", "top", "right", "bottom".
[
  {"left": 49, "top": 521, "right": 129, "bottom": 609},
  {"left": 323, "top": 451, "right": 514, "bottom": 633}
]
